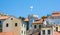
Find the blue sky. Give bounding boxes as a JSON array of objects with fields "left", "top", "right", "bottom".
[{"left": 0, "top": 0, "right": 60, "bottom": 18}]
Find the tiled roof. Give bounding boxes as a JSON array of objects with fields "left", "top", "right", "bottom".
[
  {"left": 54, "top": 31, "right": 60, "bottom": 35},
  {"left": 52, "top": 12, "right": 60, "bottom": 14},
  {"left": 0, "top": 16, "right": 10, "bottom": 20},
  {"left": 48, "top": 12, "right": 60, "bottom": 19},
  {"left": 52, "top": 12, "right": 60, "bottom": 16},
  {"left": 32, "top": 19, "right": 44, "bottom": 24},
  {"left": 0, "top": 32, "right": 14, "bottom": 35},
  {"left": 0, "top": 31, "right": 20, "bottom": 35},
  {"left": 24, "top": 18, "right": 29, "bottom": 22},
  {"left": 52, "top": 14, "right": 60, "bottom": 16}
]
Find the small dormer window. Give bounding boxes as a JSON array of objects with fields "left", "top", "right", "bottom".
[{"left": 11, "top": 18, "right": 13, "bottom": 20}]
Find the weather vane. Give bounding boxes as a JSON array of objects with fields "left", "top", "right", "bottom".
[{"left": 30, "top": 5, "right": 33, "bottom": 11}]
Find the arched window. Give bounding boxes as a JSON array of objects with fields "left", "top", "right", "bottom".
[
  {"left": 6, "top": 23, "right": 9, "bottom": 27},
  {"left": 15, "top": 23, "right": 18, "bottom": 27}
]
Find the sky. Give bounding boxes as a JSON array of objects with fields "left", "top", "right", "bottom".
[{"left": 0, "top": 0, "right": 60, "bottom": 18}]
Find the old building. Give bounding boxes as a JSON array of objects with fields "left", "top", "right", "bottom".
[
  {"left": 0, "top": 16, "right": 24, "bottom": 35},
  {"left": 41, "top": 25, "right": 54, "bottom": 35},
  {"left": 20, "top": 18, "right": 27, "bottom": 35}
]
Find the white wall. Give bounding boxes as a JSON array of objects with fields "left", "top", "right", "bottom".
[
  {"left": 41, "top": 28, "right": 53, "bottom": 35},
  {"left": 20, "top": 21, "right": 26, "bottom": 35}
]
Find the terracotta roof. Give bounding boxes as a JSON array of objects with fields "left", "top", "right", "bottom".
[
  {"left": 52, "top": 12, "right": 60, "bottom": 16},
  {"left": 0, "top": 16, "right": 10, "bottom": 20},
  {"left": 52, "top": 14, "right": 60, "bottom": 16},
  {"left": 32, "top": 19, "right": 44, "bottom": 24},
  {"left": 48, "top": 16, "right": 60, "bottom": 19},
  {"left": 54, "top": 31, "right": 60, "bottom": 35},
  {"left": 0, "top": 31, "right": 20, "bottom": 35},
  {"left": 24, "top": 18, "right": 29, "bottom": 22},
  {"left": 0, "top": 32, "right": 14, "bottom": 35}
]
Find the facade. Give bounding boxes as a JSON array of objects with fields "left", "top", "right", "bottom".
[
  {"left": 20, "top": 19, "right": 27, "bottom": 35},
  {"left": 41, "top": 27, "right": 54, "bottom": 35},
  {"left": 32, "top": 19, "right": 43, "bottom": 29},
  {"left": 32, "top": 18, "right": 54, "bottom": 35},
  {"left": 0, "top": 16, "right": 10, "bottom": 32},
  {"left": 3, "top": 16, "right": 21, "bottom": 35}
]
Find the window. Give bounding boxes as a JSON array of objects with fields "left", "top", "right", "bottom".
[
  {"left": 42, "top": 30, "right": 45, "bottom": 34},
  {"left": 11, "top": 18, "right": 13, "bottom": 20},
  {"left": 24, "top": 31, "right": 25, "bottom": 34},
  {"left": 39, "top": 25, "right": 41, "bottom": 28},
  {"left": 0, "top": 29, "right": 2, "bottom": 32},
  {"left": 6, "top": 23, "right": 9, "bottom": 27},
  {"left": 21, "top": 31, "right": 23, "bottom": 34},
  {"left": 15, "top": 23, "right": 17, "bottom": 27},
  {"left": 0, "top": 21, "right": 1, "bottom": 23},
  {"left": 56, "top": 27, "right": 58, "bottom": 31},
  {"left": 34, "top": 25, "right": 36, "bottom": 28},
  {"left": 22, "top": 24, "right": 23, "bottom": 27},
  {"left": 22, "top": 24, "right": 24, "bottom": 27},
  {"left": 31, "top": 25, "right": 32, "bottom": 27},
  {"left": 46, "top": 21, "right": 49, "bottom": 24},
  {"left": 48, "top": 30, "right": 50, "bottom": 34},
  {"left": 24, "top": 25, "right": 25, "bottom": 27}
]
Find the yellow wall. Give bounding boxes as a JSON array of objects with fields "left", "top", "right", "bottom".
[
  {"left": 58, "top": 26, "right": 60, "bottom": 31},
  {"left": 55, "top": 25, "right": 60, "bottom": 31}
]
